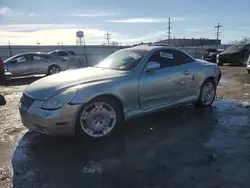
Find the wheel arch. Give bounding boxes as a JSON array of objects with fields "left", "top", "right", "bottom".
[
  {"left": 200, "top": 76, "right": 217, "bottom": 89},
  {"left": 48, "top": 64, "right": 61, "bottom": 69},
  {"left": 73, "top": 93, "right": 125, "bottom": 136},
  {"left": 75, "top": 93, "right": 125, "bottom": 123}
]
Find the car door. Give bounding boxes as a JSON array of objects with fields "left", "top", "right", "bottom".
[
  {"left": 7, "top": 55, "right": 33, "bottom": 77},
  {"left": 138, "top": 49, "right": 194, "bottom": 110},
  {"left": 31, "top": 54, "right": 49, "bottom": 74},
  {"left": 171, "top": 50, "right": 197, "bottom": 98}
]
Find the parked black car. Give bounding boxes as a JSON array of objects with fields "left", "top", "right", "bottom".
[
  {"left": 217, "top": 44, "right": 250, "bottom": 66},
  {"left": 202, "top": 48, "right": 224, "bottom": 63},
  {"left": 246, "top": 54, "right": 250, "bottom": 74}
]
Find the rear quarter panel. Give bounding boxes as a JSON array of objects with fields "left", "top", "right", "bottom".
[
  {"left": 48, "top": 57, "right": 67, "bottom": 71},
  {"left": 194, "top": 59, "right": 220, "bottom": 89}
]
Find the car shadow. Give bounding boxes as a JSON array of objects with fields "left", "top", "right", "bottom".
[
  {"left": 11, "top": 101, "right": 227, "bottom": 188},
  {"left": 1, "top": 76, "right": 45, "bottom": 86}
]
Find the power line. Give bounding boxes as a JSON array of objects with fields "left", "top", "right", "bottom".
[
  {"left": 167, "top": 17, "right": 171, "bottom": 43},
  {"left": 105, "top": 31, "right": 111, "bottom": 46},
  {"left": 222, "top": 27, "right": 249, "bottom": 32}
]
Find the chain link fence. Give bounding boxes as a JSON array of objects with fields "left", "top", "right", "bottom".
[{"left": 0, "top": 44, "right": 227, "bottom": 65}]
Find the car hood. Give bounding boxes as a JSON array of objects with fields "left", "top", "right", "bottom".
[
  {"left": 219, "top": 51, "right": 241, "bottom": 56},
  {"left": 25, "top": 67, "right": 127, "bottom": 100}
]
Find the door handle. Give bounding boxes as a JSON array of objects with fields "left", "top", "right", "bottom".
[{"left": 183, "top": 70, "right": 190, "bottom": 75}]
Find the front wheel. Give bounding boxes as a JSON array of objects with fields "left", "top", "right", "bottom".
[
  {"left": 195, "top": 79, "right": 216, "bottom": 108},
  {"left": 76, "top": 98, "right": 123, "bottom": 139}
]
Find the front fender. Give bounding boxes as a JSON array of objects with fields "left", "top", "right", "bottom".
[
  {"left": 70, "top": 76, "right": 140, "bottom": 115},
  {"left": 70, "top": 80, "right": 117, "bottom": 105}
]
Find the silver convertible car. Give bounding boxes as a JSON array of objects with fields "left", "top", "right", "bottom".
[
  {"left": 4, "top": 52, "right": 82, "bottom": 77},
  {"left": 19, "top": 44, "right": 221, "bottom": 138}
]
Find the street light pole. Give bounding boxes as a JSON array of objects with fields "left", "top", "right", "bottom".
[{"left": 37, "top": 41, "right": 40, "bottom": 52}]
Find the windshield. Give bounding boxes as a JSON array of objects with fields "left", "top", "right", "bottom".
[
  {"left": 223, "top": 45, "right": 245, "bottom": 53},
  {"left": 48, "top": 51, "right": 56, "bottom": 55},
  {"left": 95, "top": 49, "right": 147, "bottom": 70},
  {"left": 4, "top": 55, "right": 18, "bottom": 63}
]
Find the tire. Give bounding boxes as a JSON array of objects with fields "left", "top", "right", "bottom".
[
  {"left": 195, "top": 79, "right": 216, "bottom": 108},
  {"left": 0, "top": 94, "right": 6, "bottom": 106},
  {"left": 217, "top": 62, "right": 223, "bottom": 66},
  {"left": 76, "top": 97, "right": 123, "bottom": 139},
  {"left": 47, "top": 65, "right": 61, "bottom": 75},
  {"left": 248, "top": 70, "right": 250, "bottom": 74}
]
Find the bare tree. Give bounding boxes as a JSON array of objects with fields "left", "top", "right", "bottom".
[{"left": 229, "top": 37, "right": 250, "bottom": 45}]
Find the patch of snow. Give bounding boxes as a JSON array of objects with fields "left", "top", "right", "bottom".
[{"left": 81, "top": 161, "right": 103, "bottom": 175}]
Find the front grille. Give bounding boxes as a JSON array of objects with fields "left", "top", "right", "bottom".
[{"left": 21, "top": 94, "right": 34, "bottom": 109}]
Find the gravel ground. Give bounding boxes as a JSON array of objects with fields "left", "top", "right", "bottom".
[{"left": 0, "top": 67, "right": 250, "bottom": 188}]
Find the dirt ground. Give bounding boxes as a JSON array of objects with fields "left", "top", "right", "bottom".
[{"left": 0, "top": 67, "right": 250, "bottom": 188}]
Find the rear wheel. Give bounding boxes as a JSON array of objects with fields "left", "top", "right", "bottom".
[
  {"left": 47, "top": 65, "right": 61, "bottom": 75},
  {"left": 195, "top": 79, "right": 216, "bottom": 108},
  {"left": 76, "top": 97, "right": 123, "bottom": 139}
]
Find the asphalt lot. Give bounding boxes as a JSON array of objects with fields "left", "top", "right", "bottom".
[{"left": 0, "top": 66, "right": 250, "bottom": 188}]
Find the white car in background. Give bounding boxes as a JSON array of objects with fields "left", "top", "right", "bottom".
[
  {"left": 48, "top": 50, "right": 84, "bottom": 68},
  {"left": 4, "top": 52, "right": 82, "bottom": 77}
]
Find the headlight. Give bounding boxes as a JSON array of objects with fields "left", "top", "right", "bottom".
[
  {"left": 216, "top": 54, "right": 219, "bottom": 63},
  {"left": 42, "top": 88, "right": 77, "bottom": 110}
]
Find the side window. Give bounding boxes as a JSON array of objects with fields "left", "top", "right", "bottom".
[
  {"left": 68, "top": 51, "right": 76, "bottom": 55},
  {"left": 173, "top": 50, "right": 193, "bottom": 65},
  {"left": 50, "top": 52, "right": 58, "bottom": 56},
  {"left": 12, "top": 55, "right": 27, "bottom": 63},
  {"left": 33, "top": 55, "right": 48, "bottom": 60},
  {"left": 57, "top": 51, "right": 69, "bottom": 56},
  {"left": 33, "top": 55, "right": 43, "bottom": 60},
  {"left": 148, "top": 50, "right": 175, "bottom": 68}
]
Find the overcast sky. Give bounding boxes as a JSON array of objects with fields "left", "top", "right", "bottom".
[{"left": 0, "top": 0, "right": 250, "bottom": 45}]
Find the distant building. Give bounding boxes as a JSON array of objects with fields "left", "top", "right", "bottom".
[{"left": 157, "top": 38, "right": 221, "bottom": 47}]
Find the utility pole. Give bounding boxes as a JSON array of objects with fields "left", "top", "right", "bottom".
[
  {"left": 167, "top": 17, "right": 171, "bottom": 44},
  {"left": 37, "top": 41, "right": 40, "bottom": 52},
  {"left": 105, "top": 31, "right": 111, "bottom": 46},
  {"left": 214, "top": 22, "right": 222, "bottom": 47},
  {"left": 8, "top": 41, "right": 12, "bottom": 57}
]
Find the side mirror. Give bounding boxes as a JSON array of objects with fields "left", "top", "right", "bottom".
[{"left": 145, "top": 61, "right": 160, "bottom": 72}]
